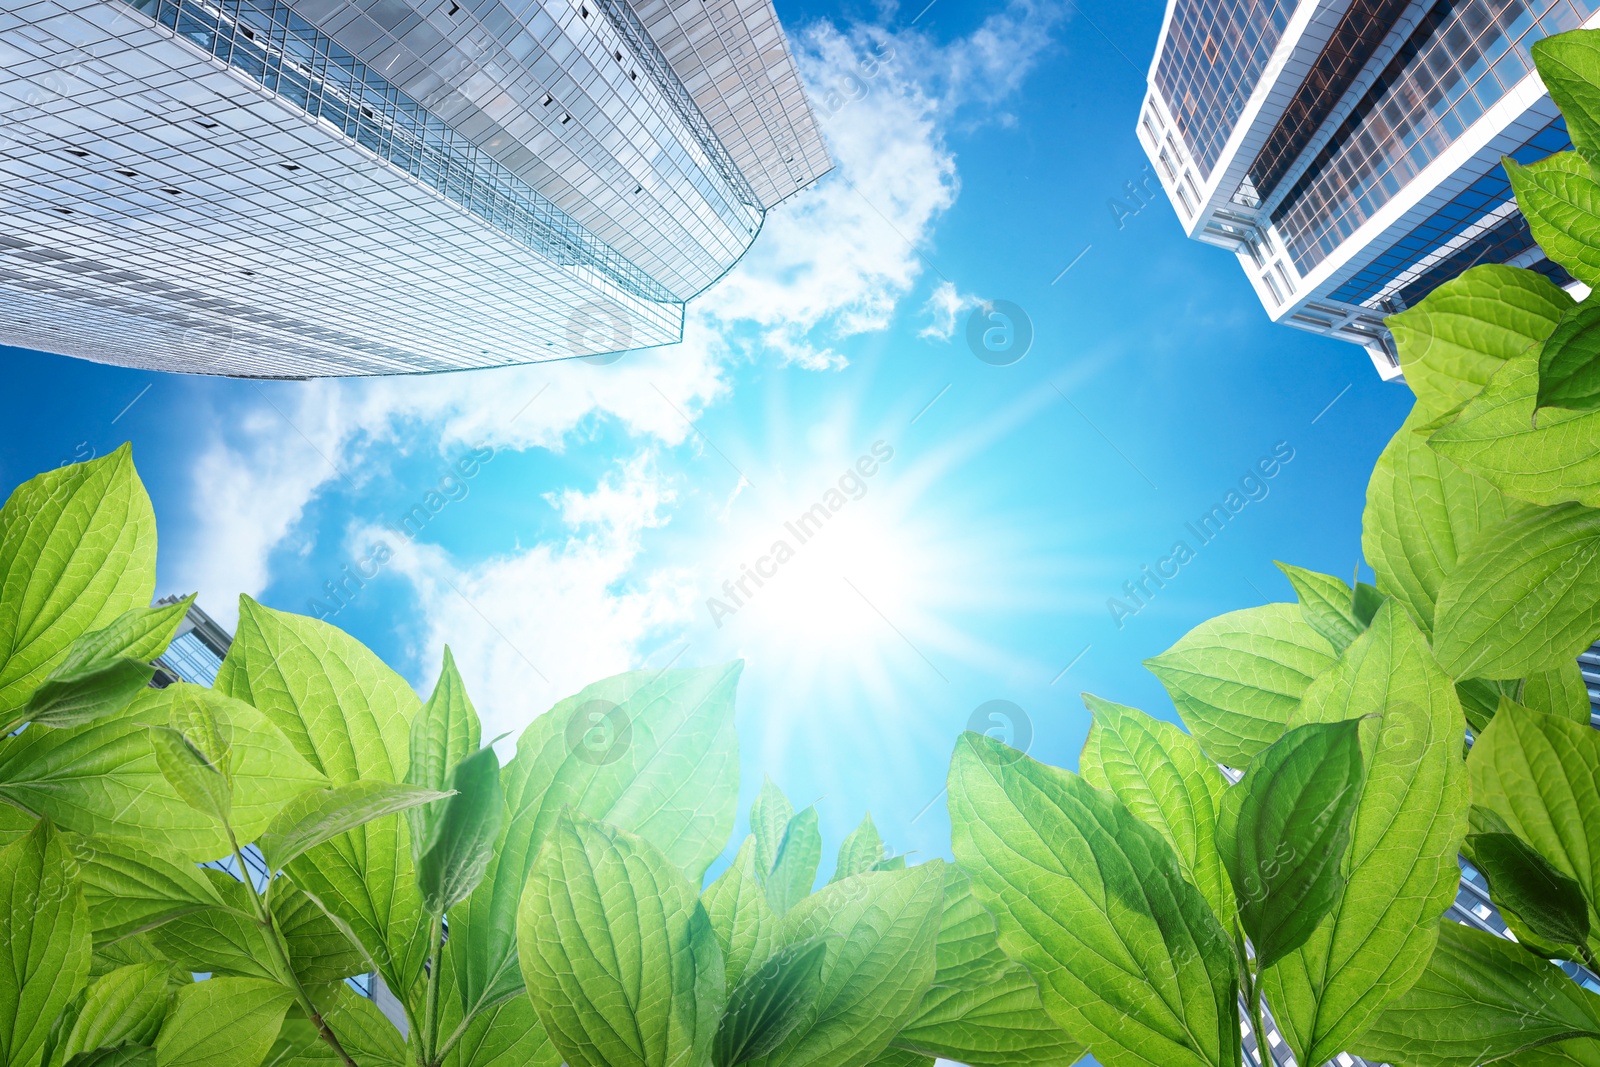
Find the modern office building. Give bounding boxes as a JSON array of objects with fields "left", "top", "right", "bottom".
[
  {"left": 1138, "top": 0, "right": 1597, "bottom": 380},
  {"left": 0, "top": 0, "right": 829, "bottom": 376}
]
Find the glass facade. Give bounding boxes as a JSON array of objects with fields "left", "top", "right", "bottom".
[
  {"left": 1273, "top": 0, "right": 1598, "bottom": 275},
  {"left": 1237, "top": 0, "right": 1412, "bottom": 207},
  {"left": 1152, "top": 0, "right": 1295, "bottom": 180},
  {"left": 1327, "top": 115, "right": 1571, "bottom": 304}
]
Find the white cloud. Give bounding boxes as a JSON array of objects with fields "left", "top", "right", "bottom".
[{"left": 918, "top": 280, "right": 981, "bottom": 340}]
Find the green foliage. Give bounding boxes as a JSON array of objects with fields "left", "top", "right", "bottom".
[
  {"left": 0, "top": 819, "right": 91, "bottom": 1067},
  {"left": 712, "top": 937, "right": 826, "bottom": 1067}
]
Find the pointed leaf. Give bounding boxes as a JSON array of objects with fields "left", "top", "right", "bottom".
[
  {"left": 746, "top": 863, "right": 945, "bottom": 1067},
  {"left": 1534, "top": 31, "right": 1600, "bottom": 163},
  {"left": 713, "top": 937, "right": 828, "bottom": 1067},
  {"left": 1434, "top": 501, "right": 1600, "bottom": 679},
  {"left": 1080, "top": 694, "right": 1235, "bottom": 924},
  {"left": 154, "top": 977, "right": 293, "bottom": 1067},
  {"left": 456, "top": 662, "right": 740, "bottom": 1014},
  {"left": 1536, "top": 294, "right": 1600, "bottom": 415},
  {"left": 1276, "top": 562, "right": 1368, "bottom": 651},
  {"left": 1510, "top": 153, "right": 1600, "bottom": 287},
  {"left": 1468, "top": 828, "right": 1590, "bottom": 951},
  {"left": 1144, "top": 602, "right": 1338, "bottom": 767},
  {"left": 517, "top": 812, "right": 723, "bottom": 1067},
  {"left": 61, "top": 963, "right": 168, "bottom": 1060},
  {"left": 831, "top": 814, "right": 885, "bottom": 884},
  {"left": 892, "top": 865, "right": 1083, "bottom": 1067},
  {"left": 767, "top": 807, "right": 820, "bottom": 916},
  {"left": 416, "top": 746, "right": 501, "bottom": 913},
  {"left": 702, "top": 837, "right": 777, "bottom": 993},
  {"left": 408, "top": 646, "right": 481, "bottom": 857},
  {"left": 150, "top": 726, "right": 232, "bottom": 826},
  {"left": 750, "top": 777, "right": 794, "bottom": 882},
  {"left": 260, "top": 781, "right": 449, "bottom": 874},
  {"left": 1352, "top": 920, "right": 1600, "bottom": 1067},
  {"left": 1217, "top": 719, "right": 1364, "bottom": 969},
  {"left": 1524, "top": 662, "right": 1595, "bottom": 725},
  {"left": 1262, "top": 601, "right": 1469, "bottom": 1067},
  {"left": 0, "top": 445, "right": 157, "bottom": 719},
  {"left": 948, "top": 733, "right": 1239, "bottom": 1067},
  {"left": 0, "top": 819, "right": 92, "bottom": 1067}
]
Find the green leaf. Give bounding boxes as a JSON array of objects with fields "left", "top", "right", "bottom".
[
  {"left": 713, "top": 937, "right": 828, "bottom": 1067},
  {"left": 407, "top": 646, "right": 481, "bottom": 859},
  {"left": 1144, "top": 602, "right": 1338, "bottom": 767},
  {"left": 1352, "top": 920, "right": 1600, "bottom": 1067},
  {"left": 216, "top": 597, "right": 426, "bottom": 997},
  {"left": 948, "top": 733, "right": 1239, "bottom": 1067},
  {"left": 702, "top": 837, "right": 777, "bottom": 994},
  {"left": 154, "top": 977, "right": 294, "bottom": 1067},
  {"left": 150, "top": 726, "right": 232, "bottom": 826},
  {"left": 416, "top": 746, "right": 501, "bottom": 913},
  {"left": 1388, "top": 263, "right": 1573, "bottom": 416},
  {"left": 441, "top": 993, "right": 559, "bottom": 1067},
  {"left": 71, "top": 834, "right": 230, "bottom": 946},
  {"left": 0, "top": 820, "right": 92, "bottom": 1067},
  {"left": 517, "top": 811, "right": 723, "bottom": 1067},
  {"left": 1079, "top": 694, "right": 1234, "bottom": 924},
  {"left": 259, "top": 781, "right": 449, "bottom": 874},
  {"left": 1364, "top": 406, "right": 1527, "bottom": 633},
  {"left": 70, "top": 1046, "right": 156, "bottom": 1067},
  {"left": 750, "top": 778, "right": 794, "bottom": 882},
  {"left": 1511, "top": 153, "right": 1600, "bottom": 287},
  {"left": 1524, "top": 662, "right": 1595, "bottom": 725},
  {"left": 143, "top": 870, "right": 278, "bottom": 980},
  {"left": 15, "top": 598, "right": 193, "bottom": 734},
  {"left": 746, "top": 863, "right": 944, "bottom": 1067},
  {"left": 1469, "top": 827, "right": 1590, "bottom": 951},
  {"left": 1217, "top": 719, "right": 1364, "bottom": 969},
  {"left": 863, "top": 1052, "right": 929, "bottom": 1067},
  {"left": 1431, "top": 351, "right": 1600, "bottom": 508},
  {"left": 1434, "top": 501, "right": 1600, "bottom": 678},
  {"left": 61, "top": 963, "right": 168, "bottom": 1060},
  {"left": 455, "top": 662, "right": 741, "bottom": 1015},
  {"left": 1537, "top": 294, "right": 1600, "bottom": 416},
  {"left": 1458, "top": 678, "right": 1521, "bottom": 733},
  {"left": 1275, "top": 562, "right": 1369, "bottom": 651},
  {"left": 1533, "top": 31, "right": 1600, "bottom": 162},
  {"left": 1469, "top": 696, "right": 1600, "bottom": 957},
  {"left": 831, "top": 813, "right": 886, "bottom": 883},
  {"left": 1262, "top": 600, "right": 1469, "bottom": 1067},
  {"left": 0, "top": 445, "right": 157, "bottom": 719},
  {"left": 307, "top": 982, "right": 409, "bottom": 1067},
  {"left": 766, "top": 807, "right": 821, "bottom": 917},
  {"left": 892, "top": 865, "right": 1083, "bottom": 1067}
]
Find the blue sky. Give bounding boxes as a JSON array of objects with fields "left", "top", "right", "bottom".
[{"left": 0, "top": 0, "right": 1413, "bottom": 876}]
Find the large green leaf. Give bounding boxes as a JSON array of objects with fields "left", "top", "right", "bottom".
[
  {"left": 1262, "top": 601, "right": 1469, "bottom": 1067},
  {"left": 948, "top": 733, "right": 1239, "bottom": 1067},
  {"left": 1217, "top": 719, "right": 1364, "bottom": 970},
  {"left": 1469, "top": 697, "right": 1600, "bottom": 957},
  {"left": 517, "top": 812, "right": 723, "bottom": 1067},
  {"left": 1534, "top": 31, "right": 1600, "bottom": 162},
  {"left": 259, "top": 781, "right": 449, "bottom": 874},
  {"left": 1080, "top": 694, "right": 1234, "bottom": 924},
  {"left": 71, "top": 834, "right": 229, "bottom": 946},
  {"left": 0, "top": 684, "right": 326, "bottom": 861},
  {"left": 14, "top": 598, "right": 192, "bottom": 734},
  {"left": 60, "top": 963, "right": 168, "bottom": 1061},
  {"left": 1431, "top": 352, "right": 1600, "bottom": 508},
  {"left": 766, "top": 807, "right": 821, "bottom": 917},
  {"left": 1434, "top": 501, "right": 1600, "bottom": 679},
  {"left": 1352, "top": 920, "right": 1600, "bottom": 1067},
  {"left": 1364, "top": 406, "right": 1526, "bottom": 633},
  {"left": 713, "top": 937, "right": 828, "bottom": 1067},
  {"left": 0, "top": 819, "right": 92, "bottom": 1067},
  {"left": 1387, "top": 264, "right": 1572, "bottom": 416},
  {"left": 143, "top": 870, "right": 277, "bottom": 980},
  {"left": 216, "top": 597, "right": 426, "bottom": 997},
  {"left": 892, "top": 865, "right": 1083, "bottom": 1067},
  {"left": 745, "top": 863, "right": 945, "bottom": 1067},
  {"left": 407, "top": 647, "right": 481, "bottom": 856},
  {"left": 1144, "top": 603, "right": 1338, "bottom": 767},
  {"left": 154, "top": 977, "right": 293, "bottom": 1067},
  {"left": 0, "top": 446, "right": 157, "bottom": 718},
  {"left": 1510, "top": 153, "right": 1600, "bottom": 287},
  {"left": 455, "top": 662, "right": 741, "bottom": 1014},
  {"left": 1468, "top": 826, "right": 1590, "bottom": 952},
  {"left": 702, "top": 837, "right": 777, "bottom": 993},
  {"left": 415, "top": 747, "right": 501, "bottom": 914}
]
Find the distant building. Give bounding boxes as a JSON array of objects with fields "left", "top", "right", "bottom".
[
  {"left": 0, "top": 0, "right": 830, "bottom": 376},
  {"left": 1138, "top": 0, "right": 1596, "bottom": 379}
]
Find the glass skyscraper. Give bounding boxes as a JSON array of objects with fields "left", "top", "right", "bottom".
[
  {"left": 1140, "top": 0, "right": 1596, "bottom": 378},
  {"left": 0, "top": 0, "right": 830, "bottom": 376}
]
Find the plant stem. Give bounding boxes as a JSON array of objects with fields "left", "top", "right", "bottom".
[
  {"left": 1579, "top": 942, "right": 1600, "bottom": 977},
  {"left": 230, "top": 835, "right": 360, "bottom": 1067},
  {"left": 421, "top": 910, "right": 445, "bottom": 1067},
  {"left": 1234, "top": 922, "right": 1265, "bottom": 1067}
]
